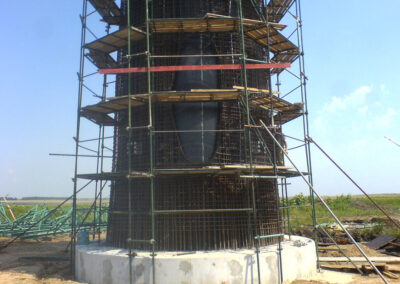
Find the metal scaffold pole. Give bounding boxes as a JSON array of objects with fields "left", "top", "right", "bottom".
[
  {"left": 125, "top": 0, "right": 134, "bottom": 283},
  {"left": 145, "top": 0, "right": 157, "bottom": 282},
  {"left": 294, "top": 0, "right": 320, "bottom": 269},
  {"left": 260, "top": 120, "right": 389, "bottom": 284},
  {"left": 93, "top": 23, "right": 110, "bottom": 242},
  {"left": 72, "top": 0, "right": 88, "bottom": 274},
  {"left": 70, "top": 0, "right": 314, "bottom": 282}
]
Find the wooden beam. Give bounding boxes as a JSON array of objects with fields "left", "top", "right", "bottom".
[{"left": 233, "top": 85, "right": 281, "bottom": 94}]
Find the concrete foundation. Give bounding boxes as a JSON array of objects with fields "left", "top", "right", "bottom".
[{"left": 76, "top": 235, "right": 316, "bottom": 284}]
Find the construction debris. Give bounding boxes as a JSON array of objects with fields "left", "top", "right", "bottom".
[
  {"left": 0, "top": 204, "right": 107, "bottom": 240},
  {"left": 366, "top": 234, "right": 397, "bottom": 250}
]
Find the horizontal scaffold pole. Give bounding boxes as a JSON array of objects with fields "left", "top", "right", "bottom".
[{"left": 99, "top": 63, "right": 291, "bottom": 74}]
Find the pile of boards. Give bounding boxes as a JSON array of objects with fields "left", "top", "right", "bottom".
[{"left": 319, "top": 234, "right": 400, "bottom": 279}]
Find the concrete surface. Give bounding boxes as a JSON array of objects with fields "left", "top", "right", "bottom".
[{"left": 76, "top": 235, "right": 316, "bottom": 284}]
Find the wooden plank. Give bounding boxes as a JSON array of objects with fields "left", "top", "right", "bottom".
[
  {"left": 88, "top": 0, "right": 120, "bottom": 25},
  {"left": 267, "top": 0, "right": 295, "bottom": 23},
  {"left": 319, "top": 256, "right": 400, "bottom": 263},
  {"left": 222, "top": 164, "right": 293, "bottom": 170},
  {"left": 320, "top": 263, "right": 387, "bottom": 271},
  {"left": 233, "top": 85, "right": 281, "bottom": 94},
  {"left": 366, "top": 235, "right": 397, "bottom": 250},
  {"left": 204, "top": 13, "right": 286, "bottom": 30},
  {"left": 82, "top": 88, "right": 302, "bottom": 125},
  {"left": 99, "top": 63, "right": 291, "bottom": 74},
  {"left": 382, "top": 271, "right": 399, "bottom": 279},
  {"left": 85, "top": 26, "right": 146, "bottom": 53},
  {"left": 386, "top": 265, "right": 400, "bottom": 273}
]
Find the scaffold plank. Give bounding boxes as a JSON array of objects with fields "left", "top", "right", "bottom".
[
  {"left": 86, "top": 49, "right": 118, "bottom": 69},
  {"left": 271, "top": 52, "right": 298, "bottom": 74},
  {"left": 88, "top": 0, "right": 121, "bottom": 25},
  {"left": 80, "top": 109, "right": 115, "bottom": 126},
  {"left": 98, "top": 63, "right": 291, "bottom": 74},
  {"left": 150, "top": 13, "right": 286, "bottom": 33},
  {"left": 77, "top": 171, "right": 151, "bottom": 180},
  {"left": 81, "top": 90, "right": 243, "bottom": 117},
  {"left": 233, "top": 85, "right": 281, "bottom": 95},
  {"left": 245, "top": 26, "right": 298, "bottom": 55},
  {"left": 76, "top": 165, "right": 303, "bottom": 180},
  {"left": 267, "top": 0, "right": 295, "bottom": 23},
  {"left": 84, "top": 14, "right": 293, "bottom": 56},
  {"left": 80, "top": 88, "right": 303, "bottom": 125},
  {"left": 85, "top": 26, "right": 146, "bottom": 54}
]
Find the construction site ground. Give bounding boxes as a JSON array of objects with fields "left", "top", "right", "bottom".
[
  {"left": 0, "top": 234, "right": 399, "bottom": 284},
  {"left": 0, "top": 234, "right": 81, "bottom": 284}
]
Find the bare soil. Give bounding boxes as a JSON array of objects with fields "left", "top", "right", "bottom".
[
  {"left": 318, "top": 243, "right": 387, "bottom": 257},
  {"left": 0, "top": 234, "right": 399, "bottom": 284},
  {"left": 292, "top": 243, "right": 400, "bottom": 284},
  {"left": 0, "top": 234, "right": 83, "bottom": 284}
]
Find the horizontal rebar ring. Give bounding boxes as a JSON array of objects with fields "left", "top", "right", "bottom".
[{"left": 153, "top": 208, "right": 253, "bottom": 215}]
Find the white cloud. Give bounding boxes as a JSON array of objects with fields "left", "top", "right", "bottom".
[
  {"left": 313, "top": 115, "right": 327, "bottom": 133},
  {"left": 358, "top": 105, "right": 368, "bottom": 115},
  {"left": 347, "top": 139, "right": 369, "bottom": 156},
  {"left": 325, "top": 85, "right": 371, "bottom": 112},
  {"left": 375, "top": 108, "right": 397, "bottom": 128},
  {"left": 312, "top": 85, "right": 372, "bottom": 133}
]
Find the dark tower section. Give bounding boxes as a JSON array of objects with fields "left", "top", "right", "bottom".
[{"left": 107, "top": 0, "right": 282, "bottom": 251}]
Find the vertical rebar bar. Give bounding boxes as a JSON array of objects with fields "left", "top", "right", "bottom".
[{"left": 237, "top": 1, "right": 262, "bottom": 283}]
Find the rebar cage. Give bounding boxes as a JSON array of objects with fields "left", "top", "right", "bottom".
[{"left": 106, "top": 0, "right": 283, "bottom": 251}]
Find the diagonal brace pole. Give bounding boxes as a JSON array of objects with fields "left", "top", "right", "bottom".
[{"left": 259, "top": 120, "right": 389, "bottom": 284}]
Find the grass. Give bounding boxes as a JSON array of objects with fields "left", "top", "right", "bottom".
[
  {"left": 285, "top": 193, "right": 400, "bottom": 239},
  {"left": 2, "top": 195, "right": 399, "bottom": 239}
]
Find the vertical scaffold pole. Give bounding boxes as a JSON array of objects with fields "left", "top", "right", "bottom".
[
  {"left": 258, "top": 0, "right": 284, "bottom": 282},
  {"left": 94, "top": 24, "right": 110, "bottom": 242},
  {"left": 145, "top": 0, "right": 156, "bottom": 283},
  {"left": 237, "top": 1, "right": 261, "bottom": 283},
  {"left": 125, "top": 0, "right": 134, "bottom": 283},
  {"left": 294, "top": 0, "right": 319, "bottom": 269},
  {"left": 72, "top": 0, "right": 88, "bottom": 275}
]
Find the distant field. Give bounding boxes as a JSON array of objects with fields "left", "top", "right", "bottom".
[
  {"left": 7, "top": 199, "right": 109, "bottom": 206},
  {"left": 286, "top": 193, "right": 400, "bottom": 239},
  {"left": 2, "top": 195, "right": 400, "bottom": 238},
  {"left": 1, "top": 199, "right": 108, "bottom": 221}
]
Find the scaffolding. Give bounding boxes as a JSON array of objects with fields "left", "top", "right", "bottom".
[{"left": 71, "top": 0, "right": 317, "bottom": 283}]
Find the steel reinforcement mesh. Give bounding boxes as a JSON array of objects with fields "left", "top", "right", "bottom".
[
  {"left": 108, "top": 176, "right": 279, "bottom": 251},
  {"left": 107, "top": 0, "right": 283, "bottom": 251}
]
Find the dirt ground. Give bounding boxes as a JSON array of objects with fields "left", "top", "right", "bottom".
[
  {"left": 0, "top": 234, "right": 82, "bottom": 284},
  {"left": 291, "top": 270, "right": 400, "bottom": 284},
  {"left": 291, "top": 243, "right": 400, "bottom": 284},
  {"left": 0, "top": 235, "right": 399, "bottom": 284}
]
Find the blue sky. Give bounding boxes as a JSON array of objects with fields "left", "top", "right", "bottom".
[{"left": 0, "top": 1, "right": 399, "bottom": 198}]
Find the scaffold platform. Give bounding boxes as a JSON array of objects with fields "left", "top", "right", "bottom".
[
  {"left": 84, "top": 14, "right": 297, "bottom": 69},
  {"left": 76, "top": 164, "right": 304, "bottom": 180},
  {"left": 80, "top": 88, "right": 303, "bottom": 125}
]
